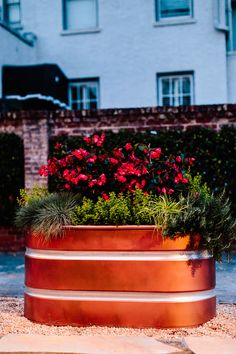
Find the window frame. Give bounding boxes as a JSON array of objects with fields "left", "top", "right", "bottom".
[
  {"left": 2, "top": 0, "right": 21, "bottom": 28},
  {"left": 155, "top": 0, "right": 193, "bottom": 22},
  {"left": 157, "top": 72, "right": 194, "bottom": 107},
  {"left": 68, "top": 78, "right": 100, "bottom": 110},
  {"left": 63, "top": 0, "right": 99, "bottom": 31}
]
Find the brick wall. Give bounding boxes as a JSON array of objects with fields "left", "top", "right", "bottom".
[
  {"left": 48, "top": 105, "right": 236, "bottom": 136},
  {"left": 0, "top": 105, "right": 236, "bottom": 250},
  {"left": 0, "top": 227, "right": 25, "bottom": 252}
]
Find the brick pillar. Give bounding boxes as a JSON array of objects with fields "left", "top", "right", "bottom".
[{"left": 22, "top": 112, "right": 48, "bottom": 189}]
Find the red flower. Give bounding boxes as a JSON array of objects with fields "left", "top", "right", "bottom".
[
  {"left": 89, "top": 179, "right": 97, "bottom": 187},
  {"left": 188, "top": 157, "right": 195, "bottom": 165},
  {"left": 182, "top": 178, "right": 189, "bottom": 184},
  {"left": 87, "top": 155, "right": 97, "bottom": 163},
  {"left": 71, "top": 177, "right": 79, "bottom": 185},
  {"left": 125, "top": 143, "right": 132, "bottom": 150},
  {"left": 47, "top": 161, "right": 58, "bottom": 175},
  {"left": 167, "top": 189, "right": 174, "bottom": 195},
  {"left": 102, "top": 193, "right": 109, "bottom": 201},
  {"left": 78, "top": 174, "right": 88, "bottom": 181},
  {"left": 58, "top": 158, "right": 67, "bottom": 167},
  {"left": 150, "top": 148, "right": 161, "bottom": 159},
  {"left": 116, "top": 175, "right": 127, "bottom": 183},
  {"left": 72, "top": 149, "right": 88, "bottom": 160},
  {"left": 141, "top": 167, "right": 148, "bottom": 175},
  {"left": 97, "top": 173, "right": 106, "bottom": 186},
  {"left": 93, "top": 135, "right": 99, "bottom": 144},
  {"left": 176, "top": 156, "right": 182, "bottom": 162},
  {"left": 110, "top": 157, "right": 119, "bottom": 164},
  {"left": 39, "top": 165, "right": 48, "bottom": 177},
  {"left": 96, "top": 133, "right": 105, "bottom": 147},
  {"left": 55, "top": 143, "right": 62, "bottom": 150},
  {"left": 83, "top": 136, "right": 91, "bottom": 144},
  {"left": 65, "top": 155, "right": 73, "bottom": 164},
  {"left": 113, "top": 148, "right": 123, "bottom": 158}
]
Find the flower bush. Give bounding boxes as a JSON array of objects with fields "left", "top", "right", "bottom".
[{"left": 40, "top": 132, "right": 194, "bottom": 200}]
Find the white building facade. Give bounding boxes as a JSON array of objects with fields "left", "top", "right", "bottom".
[{"left": 0, "top": 0, "right": 236, "bottom": 109}]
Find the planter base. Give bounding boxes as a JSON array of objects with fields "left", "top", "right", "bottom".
[{"left": 24, "top": 291, "right": 216, "bottom": 328}]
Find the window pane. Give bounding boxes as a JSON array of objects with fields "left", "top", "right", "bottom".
[
  {"left": 171, "top": 78, "right": 180, "bottom": 95},
  {"left": 160, "top": 0, "right": 190, "bottom": 18},
  {"left": 88, "top": 86, "right": 97, "bottom": 100},
  {"left": 71, "top": 86, "right": 77, "bottom": 100},
  {"left": 183, "top": 96, "right": 191, "bottom": 105},
  {"left": 89, "top": 101, "right": 97, "bottom": 109},
  {"left": 163, "top": 97, "right": 170, "bottom": 106},
  {"left": 232, "top": 3, "right": 236, "bottom": 50},
  {"left": 173, "top": 95, "right": 180, "bottom": 106},
  {"left": 7, "top": 3, "right": 20, "bottom": 24},
  {"left": 182, "top": 77, "right": 191, "bottom": 94},
  {"left": 79, "top": 85, "right": 84, "bottom": 100},
  {"left": 162, "top": 79, "right": 170, "bottom": 95},
  {"left": 65, "top": 0, "right": 97, "bottom": 30},
  {"left": 72, "top": 102, "right": 78, "bottom": 110}
]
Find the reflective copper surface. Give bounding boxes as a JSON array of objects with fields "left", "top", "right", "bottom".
[
  {"left": 24, "top": 294, "right": 216, "bottom": 328},
  {"left": 27, "top": 227, "right": 200, "bottom": 251},
  {"left": 25, "top": 229, "right": 216, "bottom": 328},
  {"left": 25, "top": 257, "right": 215, "bottom": 292}
]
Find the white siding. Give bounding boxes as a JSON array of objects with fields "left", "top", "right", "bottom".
[
  {"left": 0, "top": 25, "right": 36, "bottom": 97},
  {"left": 0, "top": 0, "right": 232, "bottom": 107}
]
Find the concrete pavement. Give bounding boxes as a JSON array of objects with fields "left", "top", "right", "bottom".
[{"left": 0, "top": 334, "right": 235, "bottom": 354}]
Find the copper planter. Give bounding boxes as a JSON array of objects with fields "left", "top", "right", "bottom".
[{"left": 24, "top": 226, "right": 216, "bottom": 328}]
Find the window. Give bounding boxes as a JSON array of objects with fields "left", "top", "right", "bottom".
[
  {"left": 1, "top": 0, "right": 21, "bottom": 28},
  {"left": 217, "top": 1, "right": 236, "bottom": 52},
  {"left": 156, "top": 0, "right": 192, "bottom": 21},
  {"left": 69, "top": 79, "right": 99, "bottom": 110},
  {"left": 215, "top": 0, "right": 230, "bottom": 30},
  {"left": 63, "top": 0, "right": 98, "bottom": 31},
  {"left": 231, "top": 1, "right": 236, "bottom": 50},
  {"left": 157, "top": 73, "right": 194, "bottom": 106}
]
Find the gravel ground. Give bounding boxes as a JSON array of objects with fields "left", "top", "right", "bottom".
[{"left": 0, "top": 297, "right": 235, "bottom": 341}]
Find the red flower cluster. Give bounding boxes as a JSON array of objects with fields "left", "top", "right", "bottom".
[{"left": 40, "top": 133, "right": 194, "bottom": 199}]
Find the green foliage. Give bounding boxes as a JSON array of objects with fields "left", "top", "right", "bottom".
[
  {"left": 17, "top": 185, "right": 48, "bottom": 207},
  {"left": 141, "top": 194, "right": 186, "bottom": 231},
  {"left": 72, "top": 190, "right": 184, "bottom": 228},
  {"left": 186, "top": 173, "right": 211, "bottom": 198},
  {"left": 164, "top": 192, "right": 236, "bottom": 261},
  {"left": 71, "top": 197, "right": 96, "bottom": 225},
  {"left": 131, "top": 189, "right": 155, "bottom": 225},
  {"left": 0, "top": 133, "right": 24, "bottom": 226},
  {"left": 15, "top": 192, "right": 78, "bottom": 240},
  {"left": 72, "top": 192, "right": 133, "bottom": 225}
]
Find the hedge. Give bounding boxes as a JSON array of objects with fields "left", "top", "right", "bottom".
[
  {"left": 50, "top": 126, "right": 236, "bottom": 215},
  {"left": 0, "top": 133, "right": 24, "bottom": 226}
]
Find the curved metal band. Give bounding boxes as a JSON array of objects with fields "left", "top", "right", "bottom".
[
  {"left": 25, "top": 248, "right": 212, "bottom": 261},
  {"left": 25, "top": 287, "right": 215, "bottom": 303}
]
